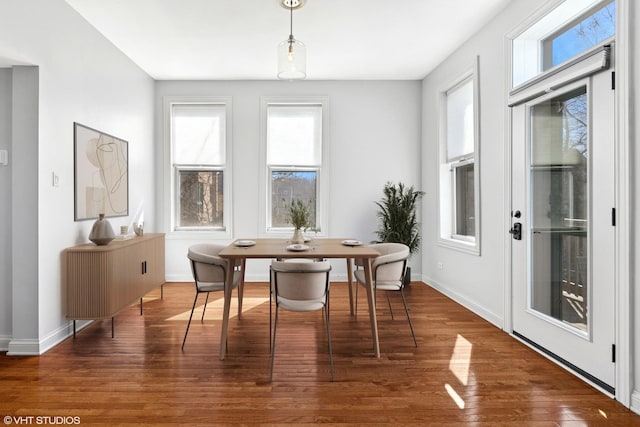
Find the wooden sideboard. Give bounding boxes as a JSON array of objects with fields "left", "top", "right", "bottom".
[{"left": 63, "top": 233, "right": 165, "bottom": 337}]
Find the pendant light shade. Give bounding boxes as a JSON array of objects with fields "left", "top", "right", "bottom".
[
  {"left": 278, "top": 36, "right": 306, "bottom": 80},
  {"left": 277, "top": 0, "right": 306, "bottom": 80}
]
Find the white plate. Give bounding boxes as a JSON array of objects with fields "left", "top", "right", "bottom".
[
  {"left": 235, "top": 240, "right": 256, "bottom": 247},
  {"left": 286, "top": 244, "right": 309, "bottom": 251},
  {"left": 342, "top": 239, "right": 363, "bottom": 246}
]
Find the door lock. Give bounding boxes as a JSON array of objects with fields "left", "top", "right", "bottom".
[{"left": 509, "top": 222, "right": 522, "bottom": 240}]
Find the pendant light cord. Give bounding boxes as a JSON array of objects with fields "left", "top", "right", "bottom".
[{"left": 290, "top": 2, "right": 294, "bottom": 40}]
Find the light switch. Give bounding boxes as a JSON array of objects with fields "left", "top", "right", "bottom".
[
  {"left": 0, "top": 149, "right": 7, "bottom": 166},
  {"left": 52, "top": 171, "right": 60, "bottom": 187}
]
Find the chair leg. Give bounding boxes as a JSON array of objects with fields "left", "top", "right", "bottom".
[
  {"left": 324, "top": 306, "right": 335, "bottom": 382},
  {"left": 400, "top": 288, "right": 417, "bottom": 347},
  {"left": 182, "top": 292, "right": 199, "bottom": 350},
  {"left": 269, "top": 306, "right": 280, "bottom": 382},
  {"left": 386, "top": 291, "right": 395, "bottom": 320},
  {"left": 201, "top": 292, "right": 209, "bottom": 322}
]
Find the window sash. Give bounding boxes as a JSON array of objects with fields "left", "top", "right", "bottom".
[
  {"left": 452, "top": 160, "right": 476, "bottom": 239},
  {"left": 268, "top": 167, "right": 319, "bottom": 230},
  {"left": 174, "top": 167, "right": 225, "bottom": 230}
]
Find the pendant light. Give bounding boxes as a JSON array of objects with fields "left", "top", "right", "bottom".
[{"left": 277, "top": 0, "right": 306, "bottom": 80}]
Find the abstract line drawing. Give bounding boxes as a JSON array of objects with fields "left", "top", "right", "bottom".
[{"left": 74, "top": 122, "right": 128, "bottom": 221}]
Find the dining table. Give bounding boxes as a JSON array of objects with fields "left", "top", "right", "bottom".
[{"left": 217, "top": 238, "right": 381, "bottom": 360}]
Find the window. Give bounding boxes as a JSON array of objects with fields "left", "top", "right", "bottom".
[
  {"left": 543, "top": 1, "right": 615, "bottom": 70},
  {"left": 439, "top": 61, "right": 480, "bottom": 253},
  {"left": 512, "top": 0, "right": 615, "bottom": 88},
  {"left": 260, "top": 97, "right": 329, "bottom": 235},
  {"left": 165, "top": 98, "right": 232, "bottom": 236}
]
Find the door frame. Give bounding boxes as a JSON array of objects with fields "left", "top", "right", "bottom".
[{"left": 503, "top": 0, "right": 631, "bottom": 406}]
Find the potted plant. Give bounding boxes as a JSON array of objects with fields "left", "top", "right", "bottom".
[
  {"left": 373, "top": 182, "right": 425, "bottom": 285},
  {"left": 286, "top": 198, "right": 313, "bottom": 244}
]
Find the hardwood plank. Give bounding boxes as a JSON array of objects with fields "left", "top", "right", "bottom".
[{"left": 0, "top": 282, "right": 637, "bottom": 426}]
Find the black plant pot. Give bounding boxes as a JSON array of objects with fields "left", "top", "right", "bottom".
[{"left": 404, "top": 266, "right": 411, "bottom": 286}]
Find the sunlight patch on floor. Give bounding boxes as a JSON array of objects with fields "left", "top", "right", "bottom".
[
  {"left": 445, "top": 383, "right": 465, "bottom": 409},
  {"left": 449, "top": 334, "right": 472, "bottom": 386},
  {"left": 167, "top": 297, "right": 269, "bottom": 321}
]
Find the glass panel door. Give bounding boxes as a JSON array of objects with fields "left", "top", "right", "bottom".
[{"left": 529, "top": 87, "right": 588, "bottom": 333}]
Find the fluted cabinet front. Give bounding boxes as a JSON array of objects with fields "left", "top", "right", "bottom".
[{"left": 63, "top": 233, "right": 165, "bottom": 320}]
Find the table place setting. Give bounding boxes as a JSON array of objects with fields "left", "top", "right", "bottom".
[
  {"left": 341, "top": 239, "right": 363, "bottom": 246},
  {"left": 286, "top": 243, "right": 310, "bottom": 251}
]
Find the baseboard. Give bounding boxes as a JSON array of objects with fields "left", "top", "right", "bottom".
[
  {"left": 6, "top": 338, "right": 41, "bottom": 355},
  {"left": 0, "top": 334, "right": 11, "bottom": 352},
  {"left": 6, "top": 320, "right": 92, "bottom": 356},
  {"left": 631, "top": 390, "right": 640, "bottom": 415},
  {"left": 421, "top": 274, "right": 503, "bottom": 329}
]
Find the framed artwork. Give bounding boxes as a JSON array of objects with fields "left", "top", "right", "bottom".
[{"left": 74, "top": 122, "right": 128, "bottom": 221}]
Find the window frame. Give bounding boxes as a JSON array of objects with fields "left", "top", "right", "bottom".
[
  {"left": 541, "top": 0, "right": 615, "bottom": 71},
  {"left": 510, "top": 0, "right": 614, "bottom": 90},
  {"left": 163, "top": 96, "right": 233, "bottom": 238},
  {"left": 437, "top": 59, "right": 481, "bottom": 255},
  {"left": 259, "top": 96, "right": 330, "bottom": 237}
]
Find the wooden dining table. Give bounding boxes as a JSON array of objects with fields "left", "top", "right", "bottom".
[{"left": 217, "top": 238, "right": 381, "bottom": 360}]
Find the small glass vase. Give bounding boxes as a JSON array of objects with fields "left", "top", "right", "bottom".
[
  {"left": 291, "top": 228, "right": 304, "bottom": 244},
  {"left": 89, "top": 214, "right": 115, "bottom": 246}
]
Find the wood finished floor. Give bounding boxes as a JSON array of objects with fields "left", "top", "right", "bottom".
[{"left": 1, "top": 282, "right": 638, "bottom": 426}]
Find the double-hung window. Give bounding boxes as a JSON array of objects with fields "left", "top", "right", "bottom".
[
  {"left": 439, "top": 61, "right": 480, "bottom": 253},
  {"left": 260, "top": 97, "right": 329, "bottom": 235},
  {"left": 166, "top": 98, "right": 232, "bottom": 236}
]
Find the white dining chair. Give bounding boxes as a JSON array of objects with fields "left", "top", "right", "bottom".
[
  {"left": 354, "top": 242, "right": 417, "bottom": 347},
  {"left": 269, "top": 260, "right": 334, "bottom": 381},
  {"left": 182, "top": 243, "right": 243, "bottom": 350}
]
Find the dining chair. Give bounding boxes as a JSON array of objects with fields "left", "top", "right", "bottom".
[
  {"left": 269, "top": 260, "right": 334, "bottom": 382},
  {"left": 354, "top": 242, "right": 417, "bottom": 347},
  {"left": 182, "top": 243, "right": 243, "bottom": 350}
]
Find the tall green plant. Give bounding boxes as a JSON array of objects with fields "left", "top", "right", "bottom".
[{"left": 373, "top": 182, "right": 424, "bottom": 254}]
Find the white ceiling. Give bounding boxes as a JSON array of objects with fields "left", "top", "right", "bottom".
[{"left": 64, "top": 0, "right": 512, "bottom": 81}]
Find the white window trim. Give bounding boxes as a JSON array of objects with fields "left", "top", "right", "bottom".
[
  {"left": 259, "top": 96, "right": 330, "bottom": 238},
  {"left": 162, "top": 95, "right": 233, "bottom": 239},
  {"left": 437, "top": 57, "right": 481, "bottom": 255}
]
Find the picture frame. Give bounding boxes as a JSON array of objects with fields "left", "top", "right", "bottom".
[{"left": 74, "top": 122, "right": 128, "bottom": 221}]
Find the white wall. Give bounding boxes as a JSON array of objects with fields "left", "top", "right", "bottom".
[
  {"left": 421, "top": 1, "right": 528, "bottom": 327},
  {"left": 155, "top": 80, "right": 423, "bottom": 282},
  {"left": 0, "top": 68, "right": 12, "bottom": 347},
  {"left": 0, "top": 0, "right": 155, "bottom": 354}
]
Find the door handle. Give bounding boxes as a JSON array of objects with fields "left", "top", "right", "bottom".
[{"left": 509, "top": 222, "right": 522, "bottom": 240}]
